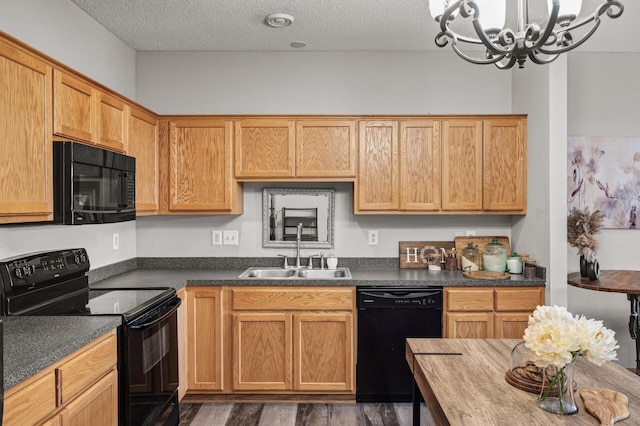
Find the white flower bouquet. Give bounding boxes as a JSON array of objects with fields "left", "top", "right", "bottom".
[{"left": 523, "top": 305, "right": 618, "bottom": 368}]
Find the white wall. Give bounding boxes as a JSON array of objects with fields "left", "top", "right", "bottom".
[
  {"left": 136, "top": 183, "right": 513, "bottom": 258},
  {"left": 0, "top": 0, "right": 138, "bottom": 267},
  {"left": 566, "top": 52, "right": 640, "bottom": 368}
]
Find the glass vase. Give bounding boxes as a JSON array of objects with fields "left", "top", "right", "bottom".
[{"left": 536, "top": 358, "right": 578, "bottom": 415}]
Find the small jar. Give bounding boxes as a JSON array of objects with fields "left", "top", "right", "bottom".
[
  {"left": 445, "top": 255, "right": 457, "bottom": 271},
  {"left": 506, "top": 252, "right": 523, "bottom": 274},
  {"left": 483, "top": 238, "right": 507, "bottom": 272},
  {"left": 524, "top": 259, "right": 537, "bottom": 278},
  {"left": 461, "top": 243, "right": 480, "bottom": 272},
  {"left": 326, "top": 253, "right": 338, "bottom": 270}
]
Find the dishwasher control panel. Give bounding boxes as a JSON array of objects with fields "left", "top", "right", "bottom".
[{"left": 357, "top": 287, "right": 443, "bottom": 308}]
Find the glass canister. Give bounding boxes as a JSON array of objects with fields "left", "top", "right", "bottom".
[
  {"left": 506, "top": 252, "right": 523, "bottom": 274},
  {"left": 461, "top": 243, "right": 480, "bottom": 272},
  {"left": 483, "top": 238, "right": 507, "bottom": 272}
]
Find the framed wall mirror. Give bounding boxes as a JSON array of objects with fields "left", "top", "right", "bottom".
[{"left": 263, "top": 188, "right": 335, "bottom": 249}]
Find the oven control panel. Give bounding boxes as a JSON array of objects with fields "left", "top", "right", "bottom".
[{"left": 0, "top": 248, "right": 90, "bottom": 290}]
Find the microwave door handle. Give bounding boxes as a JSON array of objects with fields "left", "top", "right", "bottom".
[
  {"left": 119, "top": 172, "right": 128, "bottom": 209},
  {"left": 129, "top": 298, "right": 182, "bottom": 331}
]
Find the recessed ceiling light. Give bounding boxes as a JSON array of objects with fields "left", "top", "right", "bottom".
[
  {"left": 265, "top": 13, "right": 294, "bottom": 28},
  {"left": 290, "top": 41, "right": 306, "bottom": 48}
]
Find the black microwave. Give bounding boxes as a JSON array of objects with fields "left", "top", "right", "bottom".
[{"left": 53, "top": 141, "right": 136, "bottom": 224}]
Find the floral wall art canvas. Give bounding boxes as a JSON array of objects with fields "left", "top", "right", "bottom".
[{"left": 568, "top": 136, "right": 640, "bottom": 229}]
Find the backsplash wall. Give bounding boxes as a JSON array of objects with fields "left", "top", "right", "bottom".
[{"left": 135, "top": 183, "right": 514, "bottom": 258}]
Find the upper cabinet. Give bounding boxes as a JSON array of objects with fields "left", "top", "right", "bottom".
[
  {"left": 168, "top": 118, "right": 242, "bottom": 213},
  {"left": 0, "top": 38, "right": 53, "bottom": 224},
  {"left": 235, "top": 118, "right": 356, "bottom": 180},
  {"left": 53, "top": 69, "right": 127, "bottom": 152},
  {"left": 128, "top": 107, "right": 159, "bottom": 214},
  {"left": 356, "top": 116, "right": 526, "bottom": 215}
]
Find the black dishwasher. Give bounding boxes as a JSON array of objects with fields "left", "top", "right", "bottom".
[{"left": 356, "top": 287, "right": 443, "bottom": 402}]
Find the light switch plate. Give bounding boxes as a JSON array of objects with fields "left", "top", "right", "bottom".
[
  {"left": 113, "top": 233, "right": 119, "bottom": 250},
  {"left": 223, "top": 230, "right": 239, "bottom": 246},
  {"left": 368, "top": 230, "right": 378, "bottom": 246}
]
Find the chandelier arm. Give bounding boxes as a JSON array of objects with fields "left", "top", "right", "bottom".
[
  {"left": 558, "top": 0, "right": 623, "bottom": 34},
  {"left": 494, "top": 56, "right": 519, "bottom": 70},
  {"left": 537, "top": 19, "right": 603, "bottom": 55},
  {"left": 449, "top": 41, "right": 507, "bottom": 66},
  {"left": 527, "top": 51, "right": 560, "bottom": 66},
  {"left": 470, "top": 19, "right": 514, "bottom": 55},
  {"left": 438, "top": 0, "right": 465, "bottom": 32},
  {"left": 525, "top": 2, "right": 560, "bottom": 51}
]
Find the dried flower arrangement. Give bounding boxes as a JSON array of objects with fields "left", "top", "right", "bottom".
[{"left": 567, "top": 207, "right": 604, "bottom": 262}]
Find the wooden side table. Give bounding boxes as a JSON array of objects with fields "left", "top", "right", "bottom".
[{"left": 568, "top": 270, "right": 640, "bottom": 374}]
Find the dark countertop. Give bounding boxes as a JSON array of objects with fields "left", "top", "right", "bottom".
[
  {"left": 89, "top": 267, "right": 545, "bottom": 290},
  {"left": 3, "top": 315, "right": 121, "bottom": 390}
]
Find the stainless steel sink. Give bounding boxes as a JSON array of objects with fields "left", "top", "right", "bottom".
[
  {"left": 238, "top": 267, "right": 351, "bottom": 280},
  {"left": 297, "top": 268, "right": 351, "bottom": 279}
]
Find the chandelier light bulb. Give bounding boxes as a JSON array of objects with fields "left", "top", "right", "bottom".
[
  {"left": 475, "top": 0, "right": 506, "bottom": 32},
  {"left": 548, "top": 0, "right": 582, "bottom": 17}
]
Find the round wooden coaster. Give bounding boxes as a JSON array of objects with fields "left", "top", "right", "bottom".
[{"left": 505, "top": 369, "right": 577, "bottom": 394}]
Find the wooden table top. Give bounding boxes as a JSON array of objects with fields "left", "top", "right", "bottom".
[
  {"left": 568, "top": 270, "right": 640, "bottom": 295},
  {"left": 406, "top": 338, "right": 640, "bottom": 425}
]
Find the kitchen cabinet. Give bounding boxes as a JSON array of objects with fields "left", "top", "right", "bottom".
[
  {"left": 230, "top": 287, "right": 355, "bottom": 394},
  {"left": 186, "top": 287, "right": 225, "bottom": 392},
  {"left": 0, "top": 38, "right": 53, "bottom": 224},
  {"left": 53, "top": 69, "right": 127, "bottom": 152},
  {"left": 444, "top": 287, "right": 544, "bottom": 339},
  {"left": 4, "top": 331, "right": 118, "bottom": 426},
  {"left": 128, "top": 106, "right": 159, "bottom": 214},
  {"left": 168, "top": 118, "right": 242, "bottom": 213},
  {"left": 234, "top": 118, "right": 356, "bottom": 180},
  {"left": 441, "top": 119, "right": 484, "bottom": 211}
]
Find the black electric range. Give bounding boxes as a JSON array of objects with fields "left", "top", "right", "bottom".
[{"left": 0, "top": 248, "right": 180, "bottom": 426}]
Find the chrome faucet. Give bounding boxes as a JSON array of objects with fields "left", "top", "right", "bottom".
[{"left": 295, "top": 223, "right": 303, "bottom": 268}]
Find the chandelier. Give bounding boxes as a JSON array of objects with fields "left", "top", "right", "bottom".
[{"left": 428, "top": 0, "right": 624, "bottom": 69}]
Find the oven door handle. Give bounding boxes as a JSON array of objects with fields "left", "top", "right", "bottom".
[{"left": 129, "top": 297, "right": 182, "bottom": 331}]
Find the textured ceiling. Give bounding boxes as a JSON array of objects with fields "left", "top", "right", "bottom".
[{"left": 69, "top": 0, "right": 638, "bottom": 52}]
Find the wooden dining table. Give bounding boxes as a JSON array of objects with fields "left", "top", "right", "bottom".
[{"left": 406, "top": 338, "right": 640, "bottom": 425}]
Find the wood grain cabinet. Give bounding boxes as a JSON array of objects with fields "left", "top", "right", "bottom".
[
  {"left": 235, "top": 119, "right": 356, "bottom": 179},
  {"left": 177, "top": 288, "right": 188, "bottom": 400},
  {"left": 444, "top": 287, "right": 544, "bottom": 339},
  {"left": 230, "top": 287, "right": 355, "bottom": 394},
  {"left": 128, "top": 107, "right": 159, "bottom": 214},
  {"left": 4, "top": 331, "right": 118, "bottom": 426},
  {"left": 0, "top": 38, "right": 53, "bottom": 224},
  {"left": 186, "top": 287, "right": 225, "bottom": 392},
  {"left": 168, "top": 118, "right": 242, "bottom": 213}
]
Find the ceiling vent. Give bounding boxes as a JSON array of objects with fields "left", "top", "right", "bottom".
[{"left": 265, "top": 13, "right": 295, "bottom": 28}]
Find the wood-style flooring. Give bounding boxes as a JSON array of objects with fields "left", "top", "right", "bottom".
[{"left": 179, "top": 402, "right": 435, "bottom": 426}]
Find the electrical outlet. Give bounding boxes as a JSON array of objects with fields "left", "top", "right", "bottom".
[
  {"left": 211, "top": 230, "right": 222, "bottom": 246},
  {"left": 113, "top": 233, "right": 119, "bottom": 250},
  {"left": 368, "top": 230, "right": 379, "bottom": 246},
  {"left": 223, "top": 230, "right": 239, "bottom": 246},
  {"left": 465, "top": 230, "right": 476, "bottom": 236}
]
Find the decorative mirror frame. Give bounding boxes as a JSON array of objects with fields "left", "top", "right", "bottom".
[{"left": 262, "top": 188, "right": 335, "bottom": 249}]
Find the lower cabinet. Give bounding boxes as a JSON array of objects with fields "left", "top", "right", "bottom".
[
  {"left": 4, "top": 331, "right": 118, "bottom": 426},
  {"left": 444, "top": 287, "right": 544, "bottom": 339},
  {"left": 182, "top": 286, "right": 355, "bottom": 398}
]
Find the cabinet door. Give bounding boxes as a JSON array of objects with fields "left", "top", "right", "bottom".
[
  {"left": 3, "top": 370, "right": 57, "bottom": 426},
  {"left": 176, "top": 288, "right": 188, "bottom": 400},
  {"left": 235, "top": 119, "right": 295, "bottom": 178},
  {"left": 356, "top": 121, "right": 399, "bottom": 211},
  {"left": 293, "top": 313, "right": 354, "bottom": 392},
  {"left": 60, "top": 369, "right": 118, "bottom": 426},
  {"left": 296, "top": 120, "right": 356, "bottom": 178},
  {"left": 483, "top": 118, "right": 527, "bottom": 212},
  {"left": 129, "top": 107, "right": 159, "bottom": 214},
  {"left": 169, "top": 119, "right": 237, "bottom": 211},
  {"left": 444, "top": 312, "right": 493, "bottom": 338},
  {"left": 494, "top": 312, "right": 531, "bottom": 339},
  {"left": 187, "top": 288, "right": 224, "bottom": 391},
  {"left": 53, "top": 69, "right": 96, "bottom": 143},
  {"left": 0, "top": 40, "right": 53, "bottom": 223},
  {"left": 441, "top": 119, "right": 483, "bottom": 211},
  {"left": 97, "top": 92, "right": 126, "bottom": 152},
  {"left": 232, "top": 312, "right": 292, "bottom": 391},
  {"left": 399, "top": 120, "right": 441, "bottom": 211}
]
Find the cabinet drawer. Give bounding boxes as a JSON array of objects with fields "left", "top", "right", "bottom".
[
  {"left": 494, "top": 288, "right": 544, "bottom": 312},
  {"left": 231, "top": 287, "right": 353, "bottom": 311},
  {"left": 57, "top": 332, "right": 117, "bottom": 404},
  {"left": 4, "top": 370, "right": 57, "bottom": 426},
  {"left": 446, "top": 288, "right": 493, "bottom": 311}
]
